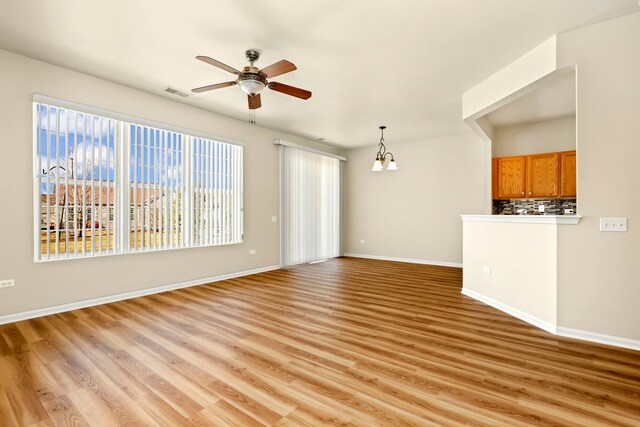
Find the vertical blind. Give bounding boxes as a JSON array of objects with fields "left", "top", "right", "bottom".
[
  {"left": 34, "top": 100, "right": 243, "bottom": 261},
  {"left": 281, "top": 146, "right": 341, "bottom": 267}
]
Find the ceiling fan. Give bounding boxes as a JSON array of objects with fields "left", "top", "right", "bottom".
[{"left": 191, "top": 50, "right": 312, "bottom": 110}]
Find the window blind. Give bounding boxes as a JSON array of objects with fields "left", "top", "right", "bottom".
[
  {"left": 34, "top": 100, "right": 243, "bottom": 261},
  {"left": 280, "top": 145, "right": 341, "bottom": 267}
]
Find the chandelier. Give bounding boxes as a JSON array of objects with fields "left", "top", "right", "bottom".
[{"left": 371, "top": 126, "right": 397, "bottom": 171}]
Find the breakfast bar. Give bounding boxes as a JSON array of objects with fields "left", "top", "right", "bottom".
[{"left": 460, "top": 214, "right": 581, "bottom": 332}]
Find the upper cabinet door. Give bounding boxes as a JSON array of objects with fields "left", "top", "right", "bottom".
[
  {"left": 497, "top": 156, "right": 526, "bottom": 198},
  {"left": 492, "top": 158, "right": 498, "bottom": 199},
  {"left": 527, "top": 153, "right": 560, "bottom": 197},
  {"left": 561, "top": 151, "right": 577, "bottom": 197}
]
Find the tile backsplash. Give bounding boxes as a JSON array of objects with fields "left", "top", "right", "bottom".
[{"left": 493, "top": 199, "right": 577, "bottom": 215}]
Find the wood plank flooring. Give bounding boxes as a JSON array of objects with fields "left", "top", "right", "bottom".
[{"left": 1, "top": 257, "right": 639, "bottom": 426}]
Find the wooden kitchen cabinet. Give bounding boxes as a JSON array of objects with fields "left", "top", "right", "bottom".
[
  {"left": 492, "top": 158, "right": 498, "bottom": 199},
  {"left": 492, "top": 150, "right": 576, "bottom": 199},
  {"left": 496, "top": 156, "right": 526, "bottom": 198},
  {"left": 526, "top": 152, "right": 560, "bottom": 197},
  {"left": 560, "top": 151, "right": 577, "bottom": 197}
]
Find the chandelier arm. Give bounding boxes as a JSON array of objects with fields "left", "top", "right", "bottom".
[{"left": 379, "top": 140, "right": 386, "bottom": 157}]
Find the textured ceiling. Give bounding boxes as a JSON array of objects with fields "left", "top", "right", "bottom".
[{"left": 0, "top": 0, "right": 637, "bottom": 148}]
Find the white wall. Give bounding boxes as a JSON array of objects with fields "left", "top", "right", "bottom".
[
  {"left": 463, "top": 36, "right": 558, "bottom": 120},
  {"left": 0, "top": 49, "right": 344, "bottom": 318},
  {"left": 555, "top": 12, "right": 640, "bottom": 341},
  {"left": 461, "top": 12, "right": 640, "bottom": 345},
  {"left": 344, "top": 133, "right": 490, "bottom": 265},
  {"left": 462, "top": 220, "right": 557, "bottom": 330},
  {"left": 492, "top": 117, "right": 576, "bottom": 157}
]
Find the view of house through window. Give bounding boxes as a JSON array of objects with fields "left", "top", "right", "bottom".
[{"left": 34, "top": 100, "right": 243, "bottom": 261}]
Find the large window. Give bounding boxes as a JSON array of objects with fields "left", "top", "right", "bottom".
[{"left": 34, "top": 97, "right": 243, "bottom": 261}]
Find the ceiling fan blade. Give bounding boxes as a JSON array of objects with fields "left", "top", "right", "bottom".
[
  {"left": 259, "top": 60, "right": 297, "bottom": 78},
  {"left": 191, "top": 81, "right": 237, "bottom": 93},
  {"left": 248, "top": 94, "right": 262, "bottom": 110},
  {"left": 268, "top": 82, "right": 312, "bottom": 100},
  {"left": 196, "top": 56, "right": 241, "bottom": 75}
]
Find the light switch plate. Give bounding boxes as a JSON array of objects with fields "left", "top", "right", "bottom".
[
  {"left": 600, "top": 218, "right": 627, "bottom": 232},
  {"left": 483, "top": 266, "right": 491, "bottom": 274},
  {"left": 271, "top": 216, "right": 277, "bottom": 223}
]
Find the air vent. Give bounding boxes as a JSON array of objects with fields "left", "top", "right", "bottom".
[{"left": 164, "top": 86, "right": 189, "bottom": 98}]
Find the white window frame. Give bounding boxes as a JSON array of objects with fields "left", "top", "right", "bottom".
[{"left": 33, "top": 94, "right": 244, "bottom": 262}]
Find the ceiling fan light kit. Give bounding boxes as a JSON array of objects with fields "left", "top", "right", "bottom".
[
  {"left": 372, "top": 126, "right": 397, "bottom": 172},
  {"left": 238, "top": 75, "right": 267, "bottom": 96},
  {"left": 237, "top": 50, "right": 266, "bottom": 96},
  {"left": 191, "top": 49, "right": 312, "bottom": 113}
]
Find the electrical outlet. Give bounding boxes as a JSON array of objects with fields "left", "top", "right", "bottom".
[
  {"left": 483, "top": 266, "right": 491, "bottom": 274},
  {"left": 600, "top": 218, "right": 627, "bottom": 232},
  {"left": 0, "top": 279, "right": 15, "bottom": 288},
  {"left": 538, "top": 205, "right": 545, "bottom": 213},
  {"left": 249, "top": 249, "right": 256, "bottom": 255},
  {"left": 360, "top": 240, "right": 365, "bottom": 244},
  {"left": 271, "top": 216, "right": 277, "bottom": 223}
]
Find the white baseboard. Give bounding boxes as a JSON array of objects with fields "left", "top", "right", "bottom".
[
  {"left": 344, "top": 253, "right": 462, "bottom": 268},
  {"left": 0, "top": 264, "right": 280, "bottom": 326},
  {"left": 462, "top": 288, "right": 640, "bottom": 351},
  {"left": 556, "top": 327, "right": 640, "bottom": 352},
  {"left": 461, "top": 288, "right": 557, "bottom": 334}
]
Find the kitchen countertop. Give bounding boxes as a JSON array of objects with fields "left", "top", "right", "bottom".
[{"left": 461, "top": 215, "right": 582, "bottom": 225}]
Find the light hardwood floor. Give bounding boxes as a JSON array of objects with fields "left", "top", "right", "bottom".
[{"left": 0, "top": 257, "right": 639, "bottom": 426}]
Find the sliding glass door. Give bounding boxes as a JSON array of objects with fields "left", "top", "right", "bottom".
[{"left": 280, "top": 144, "right": 342, "bottom": 267}]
